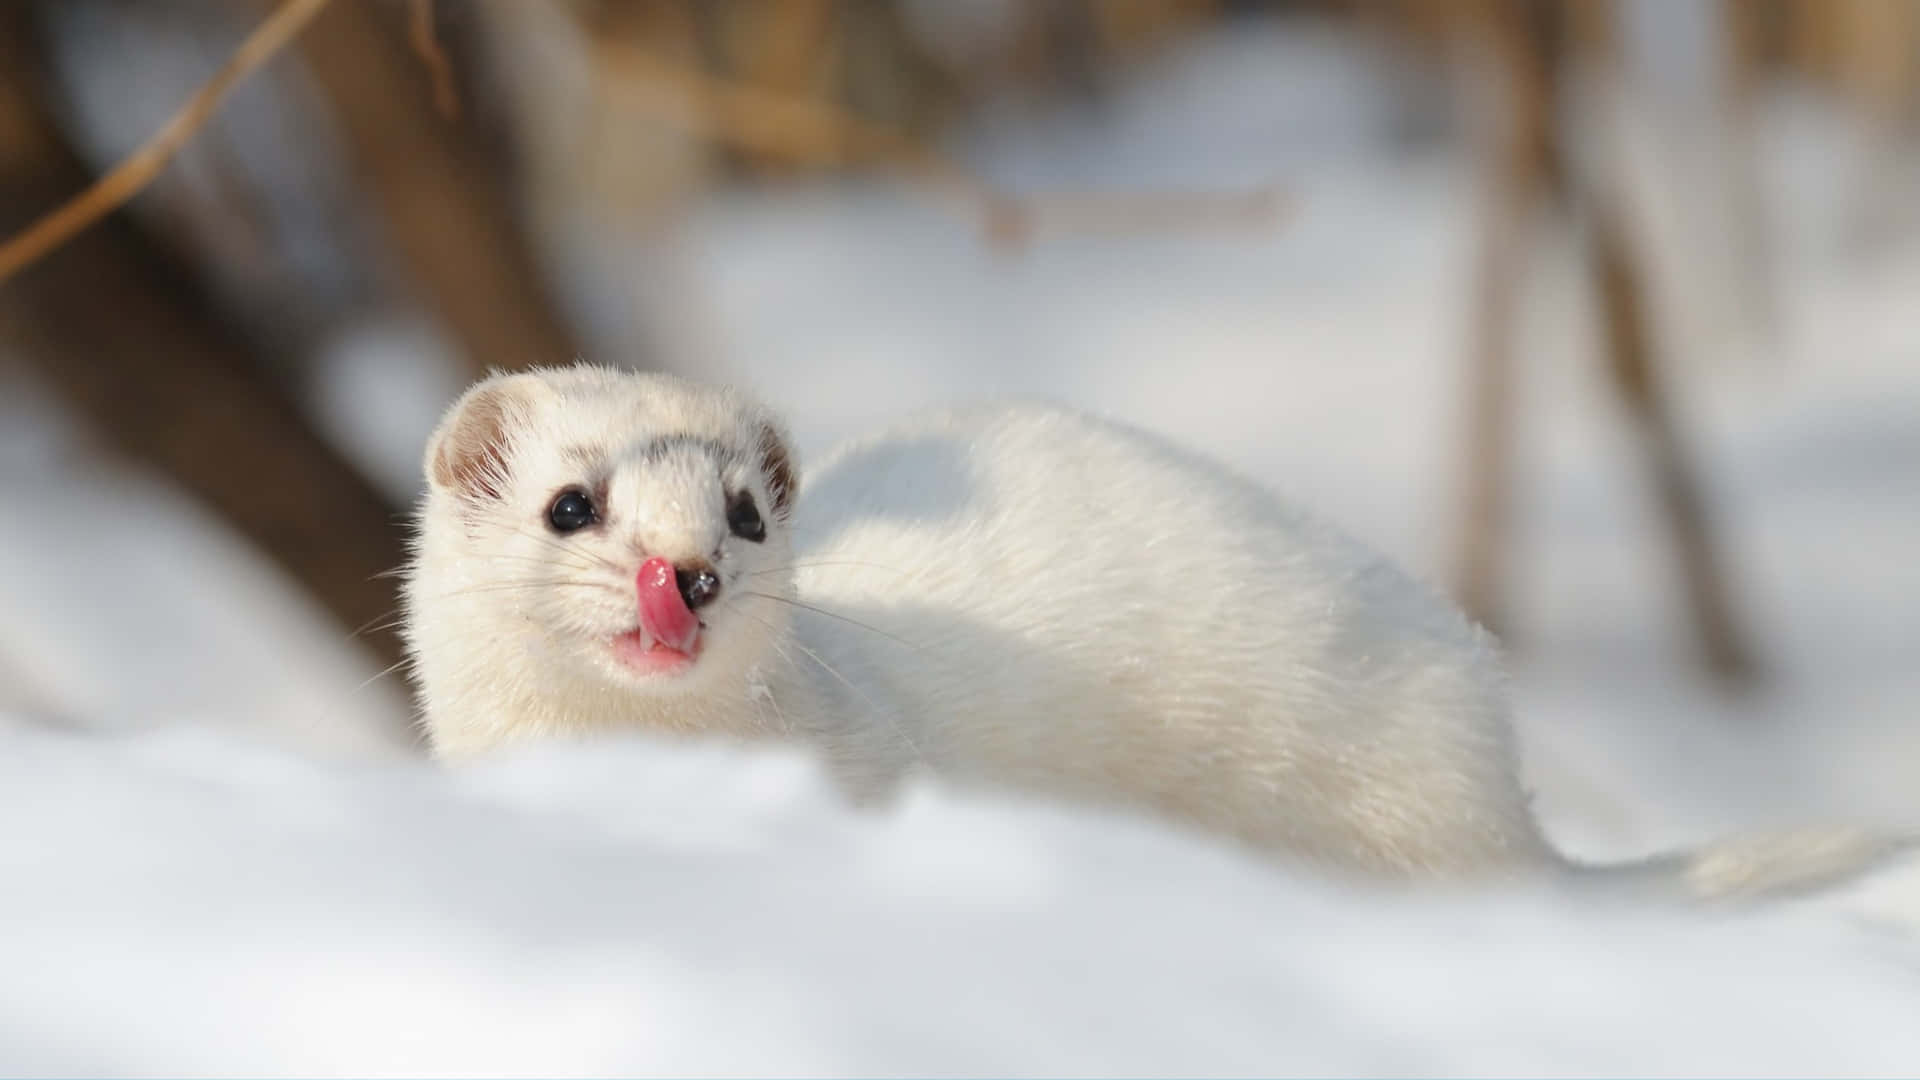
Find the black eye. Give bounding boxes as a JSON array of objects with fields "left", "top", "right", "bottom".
[
  {"left": 547, "top": 489, "right": 597, "bottom": 533},
  {"left": 727, "top": 491, "right": 765, "bottom": 543}
]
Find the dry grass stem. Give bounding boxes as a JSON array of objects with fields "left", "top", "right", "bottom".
[
  {"left": 408, "top": 0, "right": 460, "bottom": 120},
  {"left": 0, "top": 0, "right": 332, "bottom": 285},
  {"left": 604, "top": 41, "right": 1285, "bottom": 249}
]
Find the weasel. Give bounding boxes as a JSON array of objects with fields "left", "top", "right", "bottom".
[{"left": 402, "top": 365, "right": 1911, "bottom": 894}]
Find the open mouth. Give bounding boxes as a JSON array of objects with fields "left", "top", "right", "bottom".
[
  {"left": 612, "top": 555, "right": 707, "bottom": 676},
  {"left": 610, "top": 625, "right": 703, "bottom": 676}
]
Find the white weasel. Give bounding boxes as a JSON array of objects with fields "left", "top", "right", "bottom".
[{"left": 403, "top": 364, "right": 1909, "bottom": 893}]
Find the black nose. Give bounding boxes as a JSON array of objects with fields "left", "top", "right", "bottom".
[{"left": 675, "top": 565, "right": 721, "bottom": 611}]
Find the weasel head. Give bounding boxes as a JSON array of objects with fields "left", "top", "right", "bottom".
[{"left": 402, "top": 364, "right": 800, "bottom": 757}]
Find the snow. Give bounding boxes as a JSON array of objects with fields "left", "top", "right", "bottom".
[
  {"left": 4, "top": 724, "right": 1920, "bottom": 1076},
  {"left": 4, "top": 15, "right": 1920, "bottom": 1076},
  {"left": 0, "top": 378, "right": 412, "bottom": 759}
]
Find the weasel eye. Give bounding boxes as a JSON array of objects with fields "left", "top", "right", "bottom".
[
  {"left": 727, "top": 491, "right": 765, "bottom": 543},
  {"left": 547, "top": 489, "right": 597, "bottom": 533}
]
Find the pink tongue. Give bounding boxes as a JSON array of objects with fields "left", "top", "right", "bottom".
[{"left": 636, "top": 556, "right": 700, "bottom": 653}]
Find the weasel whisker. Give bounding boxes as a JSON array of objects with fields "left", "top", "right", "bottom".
[
  {"left": 468, "top": 514, "right": 628, "bottom": 576},
  {"left": 745, "top": 560, "right": 911, "bottom": 580},
  {"left": 732, "top": 606, "right": 929, "bottom": 769},
  {"left": 430, "top": 579, "right": 623, "bottom": 601},
  {"left": 737, "top": 591, "right": 924, "bottom": 652},
  {"left": 352, "top": 656, "right": 415, "bottom": 694},
  {"left": 350, "top": 615, "right": 410, "bottom": 641}
]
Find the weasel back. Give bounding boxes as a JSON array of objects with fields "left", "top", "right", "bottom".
[{"left": 788, "top": 403, "right": 1556, "bottom": 877}]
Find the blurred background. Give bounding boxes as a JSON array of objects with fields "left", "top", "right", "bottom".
[{"left": 0, "top": 0, "right": 1915, "bottom": 858}]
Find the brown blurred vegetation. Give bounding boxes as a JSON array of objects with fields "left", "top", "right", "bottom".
[{"left": 0, "top": 0, "right": 1914, "bottom": 681}]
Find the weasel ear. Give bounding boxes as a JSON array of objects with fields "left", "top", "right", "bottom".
[
  {"left": 757, "top": 420, "right": 798, "bottom": 520},
  {"left": 425, "top": 374, "right": 541, "bottom": 501}
]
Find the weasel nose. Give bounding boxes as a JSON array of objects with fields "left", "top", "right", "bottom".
[{"left": 675, "top": 564, "right": 721, "bottom": 611}]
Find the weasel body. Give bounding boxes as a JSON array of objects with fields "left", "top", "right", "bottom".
[{"left": 404, "top": 366, "right": 1905, "bottom": 891}]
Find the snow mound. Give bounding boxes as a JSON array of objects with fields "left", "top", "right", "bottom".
[{"left": 2, "top": 721, "right": 1918, "bottom": 1077}]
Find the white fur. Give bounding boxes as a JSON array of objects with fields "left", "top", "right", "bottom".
[
  {"left": 404, "top": 366, "right": 1908, "bottom": 890},
  {"left": 404, "top": 367, "right": 803, "bottom": 755}
]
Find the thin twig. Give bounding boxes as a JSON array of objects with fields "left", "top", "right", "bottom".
[
  {"left": 408, "top": 0, "right": 460, "bottom": 119},
  {"left": 0, "top": 0, "right": 333, "bottom": 285}
]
